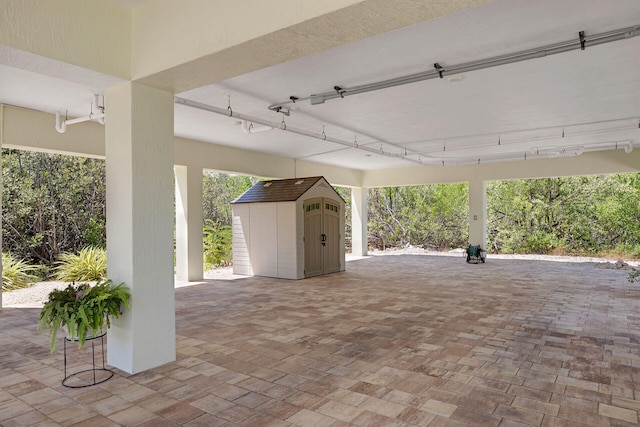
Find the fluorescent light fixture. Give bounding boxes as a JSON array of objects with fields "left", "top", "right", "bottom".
[{"left": 268, "top": 24, "right": 640, "bottom": 112}]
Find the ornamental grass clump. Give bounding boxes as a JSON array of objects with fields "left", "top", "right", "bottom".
[
  {"left": 54, "top": 247, "right": 107, "bottom": 282},
  {"left": 2, "top": 252, "right": 37, "bottom": 292},
  {"left": 38, "top": 280, "right": 130, "bottom": 352}
]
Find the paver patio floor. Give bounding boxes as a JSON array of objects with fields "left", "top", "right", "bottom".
[{"left": 2, "top": 254, "right": 640, "bottom": 426}]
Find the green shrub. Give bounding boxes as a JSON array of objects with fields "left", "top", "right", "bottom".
[
  {"left": 31, "top": 264, "right": 52, "bottom": 282},
  {"left": 522, "top": 232, "right": 560, "bottom": 254},
  {"left": 203, "top": 220, "right": 232, "bottom": 269},
  {"left": 614, "top": 243, "right": 640, "bottom": 259},
  {"left": 83, "top": 216, "right": 106, "bottom": 248},
  {"left": 2, "top": 252, "right": 37, "bottom": 291},
  {"left": 54, "top": 247, "right": 107, "bottom": 282}
]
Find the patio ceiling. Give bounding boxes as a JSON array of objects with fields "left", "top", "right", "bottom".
[{"left": 1, "top": 0, "right": 639, "bottom": 171}]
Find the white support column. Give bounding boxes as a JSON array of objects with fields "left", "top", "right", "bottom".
[
  {"left": 0, "top": 105, "right": 3, "bottom": 309},
  {"left": 351, "top": 187, "right": 368, "bottom": 256},
  {"left": 175, "top": 165, "right": 203, "bottom": 282},
  {"left": 105, "top": 82, "right": 175, "bottom": 374},
  {"left": 468, "top": 180, "right": 487, "bottom": 250}
]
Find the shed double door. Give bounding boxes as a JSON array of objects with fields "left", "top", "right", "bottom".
[{"left": 304, "top": 198, "right": 341, "bottom": 277}]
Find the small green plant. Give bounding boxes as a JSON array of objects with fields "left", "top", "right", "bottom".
[
  {"left": 203, "top": 220, "right": 232, "bottom": 269},
  {"left": 83, "top": 216, "right": 106, "bottom": 248},
  {"left": 31, "top": 264, "right": 52, "bottom": 282},
  {"left": 2, "top": 252, "right": 37, "bottom": 292},
  {"left": 629, "top": 268, "right": 640, "bottom": 284},
  {"left": 54, "top": 247, "right": 107, "bottom": 282},
  {"left": 38, "top": 280, "right": 131, "bottom": 352}
]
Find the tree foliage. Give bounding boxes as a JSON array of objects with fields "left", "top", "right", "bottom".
[
  {"left": 367, "top": 174, "right": 640, "bottom": 257},
  {"left": 334, "top": 186, "right": 352, "bottom": 249},
  {"left": 368, "top": 183, "right": 469, "bottom": 250},
  {"left": 201, "top": 173, "right": 258, "bottom": 268},
  {"left": 2, "top": 149, "right": 106, "bottom": 265},
  {"left": 487, "top": 175, "right": 640, "bottom": 256},
  {"left": 203, "top": 220, "right": 233, "bottom": 268},
  {"left": 202, "top": 172, "right": 258, "bottom": 226},
  {"left": 3, "top": 149, "right": 640, "bottom": 274}
]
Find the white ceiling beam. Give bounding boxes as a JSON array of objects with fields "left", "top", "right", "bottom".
[
  {"left": 4, "top": 104, "right": 637, "bottom": 190},
  {"left": 0, "top": 0, "right": 131, "bottom": 79},
  {"left": 361, "top": 149, "right": 640, "bottom": 187},
  {"left": 132, "top": 0, "right": 491, "bottom": 92}
]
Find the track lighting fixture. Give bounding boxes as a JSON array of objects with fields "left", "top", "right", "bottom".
[{"left": 268, "top": 24, "right": 639, "bottom": 113}]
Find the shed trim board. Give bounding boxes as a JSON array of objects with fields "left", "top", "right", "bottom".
[{"left": 232, "top": 176, "right": 345, "bottom": 279}]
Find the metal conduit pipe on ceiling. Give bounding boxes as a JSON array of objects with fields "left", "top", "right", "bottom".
[
  {"left": 174, "top": 97, "right": 423, "bottom": 165},
  {"left": 268, "top": 24, "right": 640, "bottom": 111},
  {"left": 176, "top": 96, "right": 638, "bottom": 167},
  {"left": 177, "top": 23, "right": 640, "bottom": 168},
  {"left": 437, "top": 140, "right": 634, "bottom": 167}
]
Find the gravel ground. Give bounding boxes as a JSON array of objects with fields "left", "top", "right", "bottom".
[
  {"left": 370, "top": 246, "right": 640, "bottom": 265},
  {"left": 2, "top": 267, "right": 236, "bottom": 308},
  {"left": 2, "top": 281, "right": 70, "bottom": 308},
  {"left": 3, "top": 250, "right": 636, "bottom": 308}
]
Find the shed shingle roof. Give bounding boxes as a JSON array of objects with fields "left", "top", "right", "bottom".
[{"left": 232, "top": 176, "right": 325, "bottom": 204}]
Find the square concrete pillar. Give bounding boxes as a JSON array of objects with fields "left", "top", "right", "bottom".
[
  {"left": 468, "top": 180, "right": 487, "bottom": 250},
  {"left": 0, "top": 124, "right": 3, "bottom": 308},
  {"left": 175, "top": 165, "right": 204, "bottom": 281},
  {"left": 105, "top": 82, "right": 176, "bottom": 374},
  {"left": 351, "top": 187, "right": 368, "bottom": 256}
]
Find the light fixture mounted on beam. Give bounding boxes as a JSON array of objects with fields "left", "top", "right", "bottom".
[{"left": 268, "top": 24, "right": 640, "bottom": 113}]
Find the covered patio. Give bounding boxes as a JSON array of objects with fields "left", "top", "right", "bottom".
[
  {"left": 2, "top": 0, "right": 640, "bottom": 376},
  {"left": 2, "top": 2, "right": 640, "bottom": 425},
  {"left": 2, "top": 254, "right": 639, "bottom": 426}
]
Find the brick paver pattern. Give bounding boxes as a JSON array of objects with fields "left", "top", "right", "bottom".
[{"left": 1, "top": 254, "right": 640, "bottom": 426}]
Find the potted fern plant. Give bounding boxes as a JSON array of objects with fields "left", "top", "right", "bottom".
[{"left": 38, "top": 280, "right": 131, "bottom": 353}]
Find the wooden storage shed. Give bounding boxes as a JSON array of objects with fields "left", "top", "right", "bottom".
[{"left": 231, "top": 176, "right": 346, "bottom": 279}]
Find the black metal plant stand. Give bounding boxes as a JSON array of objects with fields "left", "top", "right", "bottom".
[{"left": 62, "top": 332, "right": 114, "bottom": 388}]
